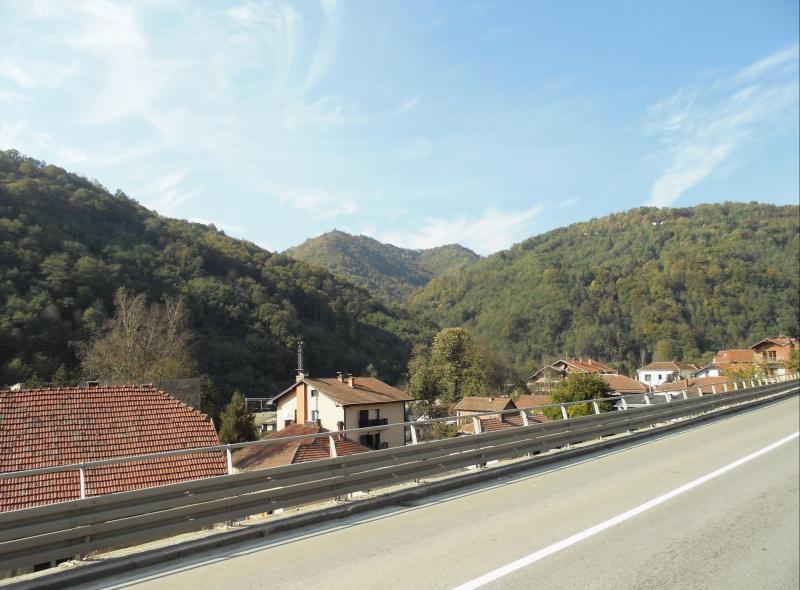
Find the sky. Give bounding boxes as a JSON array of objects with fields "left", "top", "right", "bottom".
[{"left": 0, "top": 0, "right": 798, "bottom": 255}]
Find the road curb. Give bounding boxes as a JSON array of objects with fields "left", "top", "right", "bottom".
[{"left": 6, "top": 388, "right": 797, "bottom": 590}]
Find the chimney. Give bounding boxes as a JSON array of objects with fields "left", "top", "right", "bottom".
[
  {"left": 337, "top": 371, "right": 344, "bottom": 383},
  {"left": 347, "top": 374, "right": 355, "bottom": 388}
]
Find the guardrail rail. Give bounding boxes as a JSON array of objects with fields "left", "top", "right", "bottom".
[{"left": 0, "top": 375, "right": 797, "bottom": 572}]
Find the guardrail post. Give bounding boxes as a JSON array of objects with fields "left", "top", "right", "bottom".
[
  {"left": 750, "top": 379, "right": 756, "bottom": 388},
  {"left": 519, "top": 410, "right": 529, "bottom": 426},
  {"left": 328, "top": 435, "right": 338, "bottom": 458},
  {"left": 560, "top": 404, "right": 569, "bottom": 420},
  {"left": 681, "top": 389, "right": 688, "bottom": 400},
  {"left": 733, "top": 381, "right": 738, "bottom": 391},
  {"left": 226, "top": 445, "right": 233, "bottom": 475},
  {"left": 711, "top": 385, "right": 716, "bottom": 394},
  {"left": 472, "top": 416, "right": 483, "bottom": 434},
  {"left": 643, "top": 394, "right": 651, "bottom": 406},
  {"left": 665, "top": 392, "right": 672, "bottom": 403},
  {"left": 722, "top": 383, "right": 728, "bottom": 392},
  {"left": 79, "top": 467, "right": 86, "bottom": 500},
  {"left": 409, "top": 423, "right": 418, "bottom": 444},
  {"left": 697, "top": 387, "right": 703, "bottom": 396},
  {"left": 592, "top": 400, "right": 601, "bottom": 415},
  {"left": 619, "top": 397, "right": 628, "bottom": 410}
]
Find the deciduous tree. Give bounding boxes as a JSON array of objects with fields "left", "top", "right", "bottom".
[{"left": 80, "top": 287, "right": 194, "bottom": 383}]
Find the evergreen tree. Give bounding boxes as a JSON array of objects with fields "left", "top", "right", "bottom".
[
  {"left": 218, "top": 391, "right": 256, "bottom": 444},
  {"left": 51, "top": 364, "right": 71, "bottom": 387}
]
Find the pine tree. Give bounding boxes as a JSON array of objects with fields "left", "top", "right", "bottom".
[{"left": 51, "top": 364, "right": 71, "bottom": 387}]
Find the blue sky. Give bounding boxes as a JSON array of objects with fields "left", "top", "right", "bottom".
[{"left": 1, "top": 0, "right": 797, "bottom": 255}]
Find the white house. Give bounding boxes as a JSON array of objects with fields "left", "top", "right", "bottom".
[
  {"left": 636, "top": 361, "right": 698, "bottom": 386},
  {"left": 692, "top": 364, "right": 723, "bottom": 378},
  {"left": 271, "top": 371, "right": 412, "bottom": 450}
]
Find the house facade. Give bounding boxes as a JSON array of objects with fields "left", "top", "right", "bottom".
[
  {"left": 750, "top": 336, "right": 797, "bottom": 376},
  {"left": 636, "top": 361, "right": 698, "bottom": 386},
  {"left": 272, "top": 371, "right": 412, "bottom": 450},
  {"left": 527, "top": 358, "right": 616, "bottom": 391}
]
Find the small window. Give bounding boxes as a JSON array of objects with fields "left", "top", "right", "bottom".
[{"left": 644, "top": 374, "right": 651, "bottom": 382}]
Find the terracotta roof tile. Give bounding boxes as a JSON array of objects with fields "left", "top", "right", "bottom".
[
  {"left": 275, "top": 377, "right": 412, "bottom": 406},
  {"left": 515, "top": 394, "right": 552, "bottom": 409},
  {"left": 233, "top": 423, "right": 370, "bottom": 470},
  {"left": 455, "top": 397, "right": 516, "bottom": 412},
  {"left": 601, "top": 374, "right": 649, "bottom": 394},
  {"left": 0, "top": 385, "right": 226, "bottom": 512}
]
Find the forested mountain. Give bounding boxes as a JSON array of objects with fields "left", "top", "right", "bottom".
[
  {"left": 411, "top": 203, "right": 800, "bottom": 376},
  {"left": 0, "top": 150, "right": 431, "bottom": 398},
  {"left": 286, "top": 230, "right": 480, "bottom": 301}
]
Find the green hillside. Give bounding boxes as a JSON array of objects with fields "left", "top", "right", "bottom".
[
  {"left": 286, "top": 230, "right": 480, "bottom": 301},
  {"left": 0, "top": 150, "right": 431, "bottom": 396},
  {"left": 411, "top": 203, "right": 800, "bottom": 376}
]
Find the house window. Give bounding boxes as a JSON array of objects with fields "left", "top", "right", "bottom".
[
  {"left": 644, "top": 374, "right": 651, "bottom": 382},
  {"left": 310, "top": 410, "right": 319, "bottom": 423}
]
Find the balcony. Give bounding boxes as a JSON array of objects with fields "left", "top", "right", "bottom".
[{"left": 358, "top": 417, "right": 388, "bottom": 428}]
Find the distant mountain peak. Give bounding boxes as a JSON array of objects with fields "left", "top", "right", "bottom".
[{"left": 285, "top": 231, "right": 480, "bottom": 301}]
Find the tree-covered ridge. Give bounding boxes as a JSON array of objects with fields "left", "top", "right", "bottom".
[
  {"left": 285, "top": 230, "right": 480, "bottom": 301},
  {"left": 411, "top": 202, "right": 800, "bottom": 376},
  {"left": 0, "top": 150, "right": 432, "bottom": 398}
]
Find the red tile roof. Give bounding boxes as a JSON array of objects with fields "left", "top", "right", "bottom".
[
  {"left": 0, "top": 385, "right": 226, "bottom": 512},
  {"left": 654, "top": 376, "right": 730, "bottom": 393},
  {"left": 455, "top": 396, "right": 516, "bottom": 412},
  {"left": 713, "top": 349, "right": 754, "bottom": 364},
  {"left": 233, "top": 423, "right": 369, "bottom": 470},
  {"left": 750, "top": 336, "right": 798, "bottom": 350},
  {"left": 601, "top": 374, "right": 649, "bottom": 394},
  {"left": 274, "top": 377, "right": 412, "bottom": 406},
  {"left": 514, "top": 394, "right": 553, "bottom": 409},
  {"left": 557, "top": 358, "right": 616, "bottom": 374}
]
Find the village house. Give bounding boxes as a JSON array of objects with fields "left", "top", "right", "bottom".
[
  {"left": 636, "top": 361, "right": 698, "bottom": 386},
  {"left": 750, "top": 336, "right": 797, "bottom": 376},
  {"left": 234, "top": 423, "right": 370, "bottom": 470},
  {"left": 271, "top": 370, "right": 412, "bottom": 450},
  {"left": 0, "top": 384, "right": 226, "bottom": 576},
  {"left": 526, "top": 358, "right": 616, "bottom": 391}
]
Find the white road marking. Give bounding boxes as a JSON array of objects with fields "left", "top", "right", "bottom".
[{"left": 452, "top": 430, "right": 800, "bottom": 590}]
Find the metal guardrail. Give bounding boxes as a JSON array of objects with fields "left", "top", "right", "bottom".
[
  {"left": 3, "top": 374, "right": 795, "bottom": 487},
  {"left": 0, "top": 377, "right": 796, "bottom": 571}
]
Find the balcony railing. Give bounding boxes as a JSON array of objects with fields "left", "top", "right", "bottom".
[{"left": 359, "top": 417, "right": 389, "bottom": 428}]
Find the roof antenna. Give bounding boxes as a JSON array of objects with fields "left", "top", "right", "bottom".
[{"left": 297, "top": 340, "right": 305, "bottom": 375}]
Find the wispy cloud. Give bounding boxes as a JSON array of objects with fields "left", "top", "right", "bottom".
[
  {"left": 646, "top": 45, "right": 799, "bottom": 207},
  {"left": 557, "top": 197, "right": 579, "bottom": 209},
  {"left": 374, "top": 206, "right": 543, "bottom": 255},
  {"left": 146, "top": 171, "right": 200, "bottom": 213},
  {"left": 279, "top": 189, "right": 359, "bottom": 219},
  {"left": 0, "top": 57, "right": 77, "bottom": 88},
  {"left": 393, "top": 96, "right": 419, "bottom": 115}
]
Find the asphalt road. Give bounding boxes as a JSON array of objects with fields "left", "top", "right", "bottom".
[{"left": 93, "top": 396, "right": 800, "bottom": 590}]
